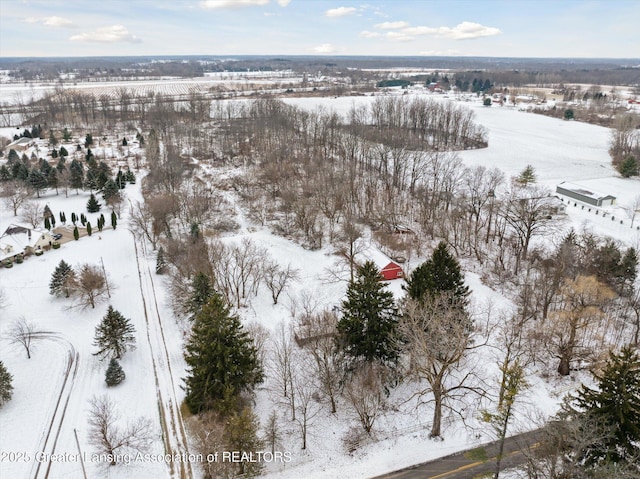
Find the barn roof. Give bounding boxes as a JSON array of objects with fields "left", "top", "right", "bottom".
[
  {"left": 556, "top": 181, "right": 616, "bottom": 201},
  {"left": 354, "top": 240, "right": 398, "bottom": 271}
]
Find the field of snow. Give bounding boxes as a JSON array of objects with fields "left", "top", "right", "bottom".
[{"left": 0, "top": 88, "right": 638, "bottom": 479}]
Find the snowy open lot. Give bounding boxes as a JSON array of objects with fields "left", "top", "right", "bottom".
[{"left": 1, "top": 89, "right": 638, "bottom": 479}]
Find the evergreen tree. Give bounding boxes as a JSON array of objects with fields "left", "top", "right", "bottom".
[
  {"left": 619, "top": 156, "right": 639, "bottom": 178},
  {"left": 86, "top": 221, "right": 92, "bottom": 236},
  {"left": 125, "top": 170, "right": 136, "bottom": 184},
  {"left": 115, "top": 169, "right": 126, "bottom": 189},
  {"left": 44, "top": 217, "right": 51, "bottom": 230},
  {"left": 122, "top": 137, "right": 128, "bottom": 146},
  {"left": 337, "top": 261, "right": 399, "bottom": 365},
  {"left": 80, "top": 213, "right": 86, "bottom": 225},
  {"left": 184, "top": 294, "right": 263, "bottom": 414},
  {"left": 93, "top": 306, "right": 136, "bottom": 360},
  {"left": 7, "top": 149, "right": 19, "bottom": 163},
  {"left": 404, "top": 241, "right": 470, "bottom": 308},
  {"left": 101, "top": 179, "right": 120, "bottom": 204},
  {"left": 111, "top": 211, "right": 117, "bottom": 230},
  {"left": 28, "top": 169, "right": 48, "bottom": 197},
  {"left": 105, "top": 358, "right": 126, "bottom": 387},
  {"left": 49, "top": 259, "right": 75, "bottom": 297},
  {"left": 48, "top": 129, "right": 58, "bottom": 146},
  {"left": 62, "top": 128, "right": 72, "bottom": 141},
  {"left": 0, "top": 165, "right": 11, "bottom": 181},
  {"left": 560, "top": 346, "right": 640, "bottom": 467},
  {"left": 156, "top": 246, "right": 167, "bottom": 275},
  {"left": 59, "top": 146, "right": 68, "bottom": 157},
  {"left": 84, "top": 133, "right": 93, "bottom": 147},
  {"left": 187, "top": 272, "right": 214, "bottom": 319},
  {"left": 51, "top": 148, "right": 58, "bottom": 159},
  {"left": 69, "top": 159, "right": 83, "bottom": 192},
  {"left": 71, "top": 212, "right": 77, "bottom": 225},
  {"left": 87, "top": 193, "right": 101, "bottom": 213},
  {"left": 73, "top": 226, "right": 79, "bottom": 241},
  {"left": 224, "top": 407, "right": 264, "bottom": 477},
  {"left": 0, "top": 361, "right": 13, "bottom": 408},
  {"left": 516, "top": 164, "right": 537, "bottom": 186}
]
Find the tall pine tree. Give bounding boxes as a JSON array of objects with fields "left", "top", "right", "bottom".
[
  {"left": 562, "top": 346, "right": 640, "bottom": 467},
  {"left": 187, "top": 272, "right": 214, "bottom": 320},
  {"left": 404, "top": 241, "right": 469, "bottom": 308},
  {"left": 86, "top": 193, "right": 101, "bottom": 213},
  {"left": 184, "top": 293, "right": 263, "bottom": 414},
  {"left": 337, "top": 261, "right": 399, "bottom": 365},
  {"left": 49, "top": 260, "right": 75, "bottom": 298},
  {"left": 93, "top": 306, "right": 136, "bottom": 360}
]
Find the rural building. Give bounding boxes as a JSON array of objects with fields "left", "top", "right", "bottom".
[
  {"left": 6, "top": 137, "right": 34, "bottom": 152},
  {"left": 0, "top": 224, "right": 53, "bottom": 264},
  {"left": 354, "top": 241, "right": 404, "bottom": 281},
  {"left": 556, "top": 182, "right": 616, "bottom": 207}
]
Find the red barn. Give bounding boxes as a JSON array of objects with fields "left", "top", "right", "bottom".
[{"left": 354, "top": 241, "right": 405, "bottom": 281}]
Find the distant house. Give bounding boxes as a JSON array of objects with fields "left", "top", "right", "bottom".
[
  {"left": 0, "top": 224, "right": 53, "bottom": 264},
  {"left": 6, "top": 137, "right": 34, "bottom": 152},
  {"left": 354, "top": 241, "right": 404, "bottom": 281},
  {"left": 556, "top": 182, "right": 616, "bottom": 207}
]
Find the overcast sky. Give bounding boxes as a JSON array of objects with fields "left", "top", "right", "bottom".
[{"left": 1, "top": 0, "right": 639, "bottom": 58}]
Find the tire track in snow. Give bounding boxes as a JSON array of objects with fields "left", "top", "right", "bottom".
[
  {"left": 133, "top": 236, "right": 193, "bottom": 479},
  {"left": 28, "top": 333, "right": 79, "bottom": 479}
]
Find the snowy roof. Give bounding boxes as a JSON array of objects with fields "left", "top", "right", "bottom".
[
  {"left": 0, "top": 224, "right": 49, "bottom": 261},
  {"left": 7, "top": 137, "right": 33, "bottom": 149},
  {"left": 556, "top": 181, "right": 615, "bottom": 200},
  {"left": 354, "top": 240, "right": 397, "bottom": 271}
]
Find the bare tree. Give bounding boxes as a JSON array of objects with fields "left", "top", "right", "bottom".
[
  {"left": 546, "top": 275, "right": 616, "bottom": 375},
  {"left": 500, "top": 185, "right": 558, "bottom": 271},
  {"left": 264, "top": 261, "right": 299, "bottom": 305},
  {"left": 400, "top": 295, "right": 479, "bottom": 438},
  {"left": 1, "top": 180, "right": 31, "bottom": 216},
  {"left": 291, "top": 361, "right": 322, "bottom": 450},
  {"left": 344, "top": 362, "right": 388, "bottom": 436},
  {"left": 7, "top": 317, "right": 40, "bottom": 359},
  {"left": 187, "top": 411, "right": 235, "bottom": 479},
  {"left": 73, "top": 263, "right": 111, "bottom": 309},
  {"left": 87, "top": 395, "right": 152, "bottom": 466},
  {"left": 296, "top": 310, "right": 344, "bottom": 413},
  {"left": 269, "top": 322, "right": 297, "bottom": 421},
  {"left": 21, "top": 201, "right": 43, "bottom": 229}
]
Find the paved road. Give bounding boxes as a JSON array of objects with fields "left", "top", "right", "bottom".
[{"left": 372, "top": 429, "right": 544, "bottom": 479}]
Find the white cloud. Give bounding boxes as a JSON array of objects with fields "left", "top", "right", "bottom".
[
  {"left": 70, "top": 25, "right": 141, "bottom": 43},
  {"left": 276, "top": 0, "right": 291, "bottom": 5},
  {"left": 25, "top": 16, "right": 75, "bottom": 28},
  {"left": 359, "top": 30, "right": 380, "bottom": 38},
  {"left": 374, "top": 21, "right": 409, "bottom": 30},
  {"left": 434, "top": 22, "right": 501, "bottom": 40},
  {"left": 419, "top": 49, "right": 461, "bottom": 56},
  {"left": 386, "top": 31, "right": 414, "bottom": 42},
  {"left": 313, "top": 43, "right": 335, "bottom": 53},
  {"left": 401, "top": 26, "right": 437, "bottom": 36},
  {"left": 325, "top": 7, "right": 357, "bottom": 18},
  {"left": 200, "top": 0, "right": 269, "bottom": 9}
]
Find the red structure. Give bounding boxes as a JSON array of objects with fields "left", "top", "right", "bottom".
[{"left": 378, "top": 261, "right": 404, "bottom": 281}]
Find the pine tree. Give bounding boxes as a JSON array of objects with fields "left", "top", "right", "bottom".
[
  {"left": 69, "top": 159, "right": 83, "bottom": 191},
  {"left": 516, "top": 164, "right": 537, "bottom": 186},
  {"left": 0, "top": 361, "right": 13, "bottom": 408},
  {"left": 561, "top": 346, "right": 640, "bottom": 467},
  {"left": 337, "top": 261, "right": 399, "bottom": 365},
  {"left": 62, "top": 128, "right": 72, "bottom": 141},
  {"left": 87, "top": 193, "right": 101, "bottom": 213},
  {"left": 619, "top": 156, "right": 639, "bottom": 178},
  {"left": 224, "top": 407, "right": 264, "bottom": 477},
  {"left": 93, "top": 306, "right": 136, "bottom": 360},
  {"left": 111, "top": 211, "right": 117, "bottom": 230},
  {"left": 187, "top": 272, "right": 214, "bottom": 319},
  {"left": 86, "top": 221, "right": 92, "bottom": 236},
  {"left": 73, "top": 226, "right": 79, "bottom": 241},
  {"left": 49, "top": 259, "right": 75, "bottom": 297},
  {"left": 404, "top": 241, "right": 470, "bottom": 308},
  {"left": 105, "top": 358, "right": 126, "bottom": 386},
  {"left": 101, "top": 179, "right": 120, "bottom": 204},
  {"left": 184, "top": 294, "right": 263, "bottom": 414},
  {"left": 71, "top": 212, "right": 77, "bottom": 225},
  {"left": 44, "top": 217, "right": 51, "bottom": 231},
  {"left": 49, "top": 130, "right": 58, "bottom": 146},
  {"left": 156, "top": 247, "right": 167, "bottom": 275},
  {"left": 28, "top": 169, "right": 47, "bottom": 197}
]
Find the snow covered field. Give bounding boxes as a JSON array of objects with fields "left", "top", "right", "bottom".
[{"left": 1, "top": 89, "right": 638, "bottom": 479}]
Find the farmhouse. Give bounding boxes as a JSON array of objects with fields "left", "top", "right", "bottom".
[
  {"left": 354, "top": 241, "right": 404, "bottom": 281},
  {"left": 556, "top": 181, "right": 616, "bottom": 207},
  {"left": 0, "top": 224, "right": 53, "bottom": 264}
]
